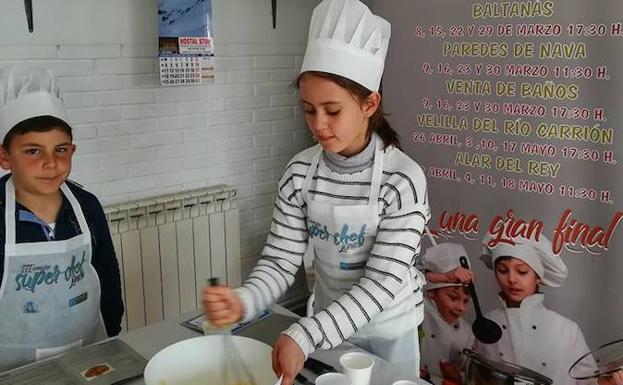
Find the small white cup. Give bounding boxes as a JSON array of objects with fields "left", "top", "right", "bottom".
[
  {"left": 339, "top": 352, "right": 375, "bottom": 385},
  {"left": 315, "top": 372, "right": 352, "bottom": 385},
  {"left": 392, "top": 381, "right": 419, "bottom": 385}
]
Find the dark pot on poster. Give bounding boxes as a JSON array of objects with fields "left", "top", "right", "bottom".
[{"left": 463, "top": 349, "right": 552, "bottom": 385}]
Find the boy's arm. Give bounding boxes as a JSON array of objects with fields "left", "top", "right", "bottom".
[
  {"left": 426, "top": 267, "right": 473, "bottom": 284},
  {"left": 89, "top": 197, "right": 124, "bottom": 336}
]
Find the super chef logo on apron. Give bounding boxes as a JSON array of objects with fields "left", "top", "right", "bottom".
[
  {"left": 308, "top": 220, "right": 368, "bottom": 253},
  {"left": 14, "top": 252, "right": 87, "bottom": 293}
]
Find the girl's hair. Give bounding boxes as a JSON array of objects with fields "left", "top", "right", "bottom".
[{"left": 297, "top": 71, "right": 401, "bottom": 150}]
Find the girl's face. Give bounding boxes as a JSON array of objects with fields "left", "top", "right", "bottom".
[
  {"left": 494, "top": 257, "right": 541, "bottom": 306},
  {"left": 428, "top": 286, "right": 470, "bottom": 325},
  {"left": 299, "top": 74, "right": 380, "bottom": 157}
]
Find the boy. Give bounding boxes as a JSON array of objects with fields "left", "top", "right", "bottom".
[
  {"left": 421, "top": 242, "right": 475, "bottom": 385},
  {"left": 0, "top": 65, "right": 123, "bottom": 372}
]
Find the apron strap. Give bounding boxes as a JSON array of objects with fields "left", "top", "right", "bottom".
[
  {"left": 301, "top": 144, "right": 323, "bottom": 203},
  {"left": 4, "top": 177, "right": 92, "bottom": 245},
  {"left": 61, "top": 183, "right": 92, "bottom": 241},
  {"left": 367, "top": 138, "right": 384, "bottom": 207},
  {"left": 424, "top": 226, "right": 437, "bottom": 247},
  {"left": 303, "top": 140, "right": 385, "bottom": 206},
  {"left": 5, "top": 178, "right": 16, "bottom": 245}
]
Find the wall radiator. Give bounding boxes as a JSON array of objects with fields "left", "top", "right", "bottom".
[{"left": 104, "top": 185, "right": 240, "bottom": 332}]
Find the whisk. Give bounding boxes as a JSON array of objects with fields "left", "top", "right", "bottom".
[{"left": 204, "top": 278, "right": 258, "bottom": 385}]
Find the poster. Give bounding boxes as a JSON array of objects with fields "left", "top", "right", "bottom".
[
  {"left": 158, "top": 0, "right": 215, "bottom": 86},
  {"left": 376, "top": 1, "right": 622, "bottom": 383}
]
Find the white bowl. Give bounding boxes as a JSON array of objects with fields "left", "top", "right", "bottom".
[{"left": 144, "top": 335, "right": 281, "bottom": 385}]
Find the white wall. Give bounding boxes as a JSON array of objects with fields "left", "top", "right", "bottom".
[{"left": 0, "top": 0, "right": 317, "bottom": 275}]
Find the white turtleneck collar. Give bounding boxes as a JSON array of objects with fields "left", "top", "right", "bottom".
[{"left": 323, "top": 132, "right": 379, "bottom": 174}]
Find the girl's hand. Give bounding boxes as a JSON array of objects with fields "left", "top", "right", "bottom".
[
  {"left": 271, "top": 334, "right": 305, "bottom": 385},
  {"left": 201, "top": 285, "right": 243, "bottom": 327}
]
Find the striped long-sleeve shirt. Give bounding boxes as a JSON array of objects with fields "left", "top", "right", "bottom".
[{"left": 235, "top": 143, "right": 431, "bottom": 356}]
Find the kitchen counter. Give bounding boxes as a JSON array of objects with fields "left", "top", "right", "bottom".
[{"left": 120, "top": 304, "right": 431, "bottom": 385}]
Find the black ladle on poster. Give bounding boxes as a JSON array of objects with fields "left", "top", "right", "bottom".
[
  {"left": 24, "top": 0, "right": 34, "bottom": 33},
  {"left": 459, "top": 256, "right": 502, "bottom": 344},
  {"left": 271, "top": 0, "right": 277, "bottom": 29}
]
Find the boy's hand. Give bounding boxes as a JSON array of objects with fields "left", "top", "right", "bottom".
[
  {"left": 272, "top": 335, "right": 304, "bottom": 385},
  {"left": 420, "top": 367, "right": 431, "bottom": 381},
  {"left": 201, "top": 285, "right": 242, "bottom": 327},
  {"left": 439, "top": 360, "right": 462, "bottom": 384},
  {"left": 445, "top": 267, "right": 474, "bottom": 284},
  {"left": 600, "top": 371, "right": 623, "bottom": 385}
]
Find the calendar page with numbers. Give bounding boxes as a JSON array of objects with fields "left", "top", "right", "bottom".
[{"left": 158, "top": 0, "right": 214, "bottom": 86}]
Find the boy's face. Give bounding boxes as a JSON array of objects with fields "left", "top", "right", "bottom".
[
  {"left": 494, "top": 257, "right": 541, "bottom": 306},
  {"left": 428, "top": 286, "right": 470, "bottom": 325},
  {"left": 0, "top": 128, "right": 75, "bottom": 197}
]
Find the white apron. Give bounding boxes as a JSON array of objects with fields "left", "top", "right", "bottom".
[
  {"left": 420, "top": 298, "right": 474, "bottom": 384},
  {"left": 474, "top": 294, "right": 597, "bottom": 385},
  {"left": 302, "top": 141, "right": 423, "bottom": 378},
  {"left": 0, "top": 177, "right": 107, "bottom": 372}
]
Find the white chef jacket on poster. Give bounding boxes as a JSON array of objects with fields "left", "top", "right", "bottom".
[
  {"left": 474, "top": 294, "right": 597, "bottom": 385},
  {"left": 420, "top": 298, "right": 474, "bottom": 383}
]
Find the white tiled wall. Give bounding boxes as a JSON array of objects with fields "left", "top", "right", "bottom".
[{"left": 0, "top": 0, "right": 318, "bottom": 275}]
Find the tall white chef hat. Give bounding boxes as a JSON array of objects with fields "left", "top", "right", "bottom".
[
  {"left": 423, "top": 242, "right": 471, "bottom": 291},
  {"left": 480, "top": 234, "right": 568, "bottom": 287},
  {"left": 299, "top": 0, "right": 391, "bottom": 92},
  {"left": 0, "top": 64, "right": 68, "bottom": 141}
]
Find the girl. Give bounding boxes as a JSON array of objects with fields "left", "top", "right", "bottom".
[{"left": 203, "top": 1, "right": 430, "bottom": 384}]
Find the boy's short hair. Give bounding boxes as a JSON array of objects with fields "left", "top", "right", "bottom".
[{"left": 3, "top": 115, "right": 72, "bottom": 150}]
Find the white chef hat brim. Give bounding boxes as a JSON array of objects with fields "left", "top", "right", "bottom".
[
  {"left": 426, "top": 282, "right": 466, "bottom": 291},
  {"left": 480, "top": 234, "right": 568, "bottom": 287},
  {"left": 0, "top": 65, "right": 68, "bottom": 141},
  {"left": 300, "top": 0, "right": 391, "bottom": 92}
]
